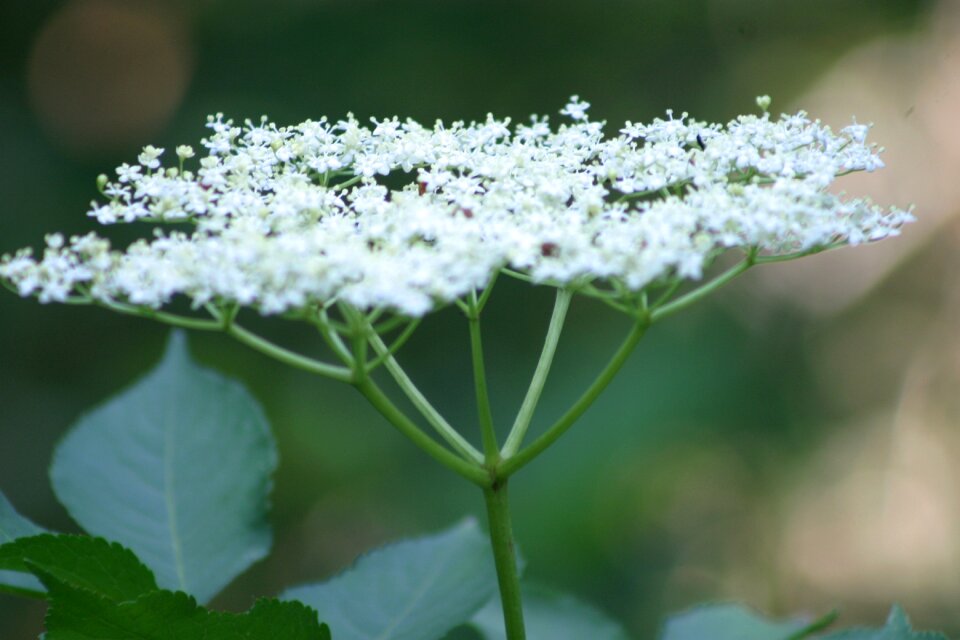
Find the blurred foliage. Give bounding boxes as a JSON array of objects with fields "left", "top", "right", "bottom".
[{"left": 0, "top": 0, "right": 945, "bottom": 637}]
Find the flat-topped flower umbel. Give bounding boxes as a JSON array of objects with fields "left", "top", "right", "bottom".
[
  {"left": 0, "top": 97, "right": 917, "bottom": 640},
  {"left": 0, "top": 96, "right": 910, "bottom": 317}
]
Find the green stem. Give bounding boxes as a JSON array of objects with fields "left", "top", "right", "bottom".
[
  {"left": 467, "top": 293, "right": 499, "bottom": 461},
  {"left": 786, "top": 610, "right": 840, "bottom": 640},
  {"left": 500, "top": 268, "right": 534, "bottom": 284},
  {"left": 364, "top": 319, "right": 421, "bottom": 372},
  {"left": 372, "top": 314, "right": 411, "bottom": 335},
  {"left": 332, "top": 174, "right": 363, "bottom": 191},
  {"left": 499, "top": 318, "right": 649, "bottom": 477},
  {"left": 316, "top": 308, "right": 354, "bottom": 364},
  {"left": 650, "top": 278, "right": 683, "bottom": 310},
  {"left": 224, "top": 322, "right": 353, "bottom": 382},
  {"left": 338, "top": 303, "right": 370, "bottom": 382},
  {"left": 0, "top": 278, "right": 21, "bottom": 296},
  {"left": 100, "top": 300, "right": 223, "bottom": 331},
  {"left": 753, "top": 242, "right": 842, "bottom": 264},
  {"left": 501, "top": 288, "right": 572, "bottom": 457},
  {"left": 354, "top": 378, "right": 490, "bottom": 486},
  {"left": 575, "top": 283, "right": 635, "bottom": 315},
  {"left": 482, "top": 481, "right": 526, "bottom": 640},
  {"left": 350, "top": 328, "right": 369, "bottom": 383},
  {"left": 649, "top": 255, "right": 754, "bottom": 323},
  {"left": 367, "top": 329, "right": 484, "bottom": 464},
  {"left": 476, "top": 271, "right": 500, "bottom": 313}
]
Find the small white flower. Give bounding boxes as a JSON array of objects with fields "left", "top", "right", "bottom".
[
  {"left": 137, "top": 145, "right": 164, "bottom": 170},
  {"left": 560, "top": 96, "right": 591, "bottom": 121},
  {"left": 115, "top": 163, "right": 141, "bottom": 184},
  {"left": 45, "top": 233, "right": 65, "bottom": 249}
]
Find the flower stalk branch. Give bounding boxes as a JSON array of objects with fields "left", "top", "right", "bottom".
[
  {"left": 363, "top": 318, "right": 421, "bottom": 373},
  {"left": 466, "top": 292, "right": 500, "bottom": 462},
  {"left": 207, "top": 306, "right": 354, "bottom": 382},
  {"left": 649, "top": 250, "right": 756, "bottom": 322},
  {"left": 499, "top": 317, "right": 650, "bottom": 478},
  {"left": 502, "top": 288, "right": 572, "bottom": 457},
  {"left": 353, "top": 377, "right": 490, "bottom": 487},
  {"left": 367, "top": 326, "right": 484, "bottom": 464}
]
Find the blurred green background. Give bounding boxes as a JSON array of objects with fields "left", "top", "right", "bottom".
[{"left": 3, "top": 0, "right": 959, "bottom": 637}]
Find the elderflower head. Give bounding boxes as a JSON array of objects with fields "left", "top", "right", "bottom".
[{"left": 0, "top": 97, "right": 912, "bottom": 317}]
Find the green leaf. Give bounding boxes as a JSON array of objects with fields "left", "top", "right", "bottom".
[
  {"left": 660, "top": 603, "right": 808, "bottom": 640},
  {"left": 470, "top": 583, "right": 630, "bottom": 640},
  {"left": 0, "top": 491, "right": 48, "bottom": 597},
  {"left": 50, "top": 331, "right": 278, "bottom": 603},
  {"left": 42, "top": 587, "right": 330, "bottom": 640},
  {"left": 283, "top": 518, "right": 497, "bottom": 640},
  {"left": 0, "top": 534, "right": 156, "bottom": 601},
  {"left": 820, "top": 605, "right": 946, "bottom": 640}
]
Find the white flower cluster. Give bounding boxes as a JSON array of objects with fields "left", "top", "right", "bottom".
[{"left": 1, "top": 97, "right": 912, "bottom": 316}]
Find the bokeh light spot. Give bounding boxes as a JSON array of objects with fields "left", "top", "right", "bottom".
[{"left": 27, "top": 0, "right": 192, "bottom": 155}]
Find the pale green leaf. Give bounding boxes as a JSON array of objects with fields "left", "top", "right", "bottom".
[
  {"left": 283, "top": 518, "right": 497, "bottom": 640},
  {"left": 821, "top": 605, "right": 947, "bottom": 640},
  {"left": 660, "top": 603, "right": 807, "bottom": 640},
  {"left": 0, "top": 491, "right": 47, "bottom": 597},
  {"left": 50, "top": 331, "right": 277, "bottom": 603}
]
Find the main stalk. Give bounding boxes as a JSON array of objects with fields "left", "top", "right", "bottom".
[{"left": 483, "top": 480, "right": 526, "bottom": 639}]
